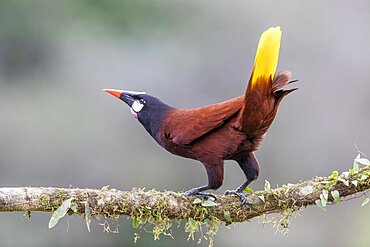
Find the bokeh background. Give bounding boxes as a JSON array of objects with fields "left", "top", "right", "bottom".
[{"left": 1, "top": 1, "right": 370, "bottom": 246}]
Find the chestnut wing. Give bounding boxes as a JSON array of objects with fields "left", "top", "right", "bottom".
[{"left": 164, "top": 96, "right": 243, "bottom": 146}]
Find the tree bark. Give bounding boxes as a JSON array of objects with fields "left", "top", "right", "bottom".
[{"left": 1, "top": 166, "right": 370, "bottom": 224}]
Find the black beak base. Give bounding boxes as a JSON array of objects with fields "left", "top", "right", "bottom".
[{"left": 120, "top": 93, "right": 135, "bottom": 107}]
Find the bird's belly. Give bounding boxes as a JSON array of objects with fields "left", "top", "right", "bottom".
[{"left": 164, "top": 144, "right": 197, "bottom": 160}]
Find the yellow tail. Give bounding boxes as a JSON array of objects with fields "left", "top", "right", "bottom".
[{"left": 247, "top": 26, "right": 282, "bottom": 93}]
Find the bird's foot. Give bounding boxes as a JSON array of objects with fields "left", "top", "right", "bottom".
[
  {"left": 224, "top": 189, "right": 247, "bottom": 204},
  {"left": 184, "top": 188, "right": 217, "bottom": 200}
]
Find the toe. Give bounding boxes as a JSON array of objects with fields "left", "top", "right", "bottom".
[
  {"left": 184, "top": 188, "right": 197, "bottom": 196},
  {"left": 239, "top": 193, "right": 247, "bottom": 205},
  {"left": 184, "top": 190, "right": 217, "bottom": 200},
  {"left": 223, "top": 190, "right": 232, "bottom": 196},
  {"left": 207, "top": 193, "right": 217, "bottom": 200},
  {"left": 224, "top": 190, "right": 247, "bottom": 204},
  {"left": 196, "top": 192, "right": 217, "bottom": 200},
  {"left": 224, "top": 189, "right": 238, "bottom": 196}
]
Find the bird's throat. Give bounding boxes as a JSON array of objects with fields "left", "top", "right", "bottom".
[{"left": 130, "top": 108, "right": 138, "bottom": 119}]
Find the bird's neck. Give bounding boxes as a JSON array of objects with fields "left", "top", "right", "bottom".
[{"left": 139, "top": 105, "right": 173, "bottom": 143}]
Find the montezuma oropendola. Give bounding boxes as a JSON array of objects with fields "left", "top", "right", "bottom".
[{"left": 103, "top": 26, "right": 296, "bottom": 204}]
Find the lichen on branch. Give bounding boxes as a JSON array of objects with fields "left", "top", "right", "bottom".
[{"left": 1, "top": 162, "right": 370, "bottom": 246}]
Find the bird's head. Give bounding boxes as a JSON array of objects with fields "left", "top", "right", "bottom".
[{"left": 103, "top": 89, "right": 171, "bottom": 136}]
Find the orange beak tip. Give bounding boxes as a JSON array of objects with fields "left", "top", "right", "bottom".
[{"left": 103, "top": 88, "right": 123, "bottom": 99}]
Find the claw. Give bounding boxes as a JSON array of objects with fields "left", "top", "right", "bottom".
[
  {"left": 184, "top": 189, "right": 217, "bottom": 200},
  {"left": 224, "top": 190, "right": 247, "bottom": 204}
]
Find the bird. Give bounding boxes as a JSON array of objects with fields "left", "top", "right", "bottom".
[{"left": 103, "top": 26, "right": 296, "bottom": 204}]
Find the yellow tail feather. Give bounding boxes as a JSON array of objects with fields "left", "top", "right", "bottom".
[{"left": 248, "top": 26, "right": 282, "bottom": 90}]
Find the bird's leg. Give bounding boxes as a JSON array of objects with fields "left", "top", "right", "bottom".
[
  {"left": 224, "top": 152, "right": 259, "bottom": 204},
  {"left": 184, "top": 162, "right": 224, "bottom": 200},
  {"left": 184, "top": 185, "right": 216, "bottom": 200},
  {"left": 224, "top": 180, "right": 252, "bottom": 204}
]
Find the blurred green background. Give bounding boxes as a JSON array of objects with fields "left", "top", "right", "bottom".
[{"left": 1, "top": 0, "right": 370, "bottom": 246}]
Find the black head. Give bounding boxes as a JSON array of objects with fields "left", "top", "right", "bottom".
[{"left": 103, "top": 89, "right": 172, "bottom": 139}]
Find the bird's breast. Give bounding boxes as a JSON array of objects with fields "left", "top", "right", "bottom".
[{"left": 156, "top": 131, "right": 197, "bottom": 159}]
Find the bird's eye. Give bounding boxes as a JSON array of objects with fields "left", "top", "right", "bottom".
[{"left": 139, "top": 99, "right": 146, "bottom": 104}]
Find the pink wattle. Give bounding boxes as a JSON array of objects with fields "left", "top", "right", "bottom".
[{"left": 130, "top": 108, "right": 138, "bottom": 119}]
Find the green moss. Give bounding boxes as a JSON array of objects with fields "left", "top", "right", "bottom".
[
  {"left": 40, "top": 189, "right": 72, "bottom": 211},
  {"left": 183, "top": 216, "right": 220, "bottom": 247},
  {"left": 53, "top": 189, "right": 70, "bottom": 206},
  {"left": 111, "top": 189, "right": 222, "bottom": 247},
  {"left": 206, "top": 217, "right": 220, "bottom": 247},
  {"left": 40, "top": 194, "right": 52, "bottom": 210},
  {"left": 185, "top": 218, "right": 199, "bottom": 241},
  {"left": 57, "top": 189, "right": 68, "bottom": 199},
  {"left": 91, "top": 168, "right": 370, "bottom": 246}
]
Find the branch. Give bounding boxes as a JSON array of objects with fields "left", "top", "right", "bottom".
[
  {"left": 1, "top": 167, "right": 370, "bottom": 224},
  {"left": 1, "top": 167, "right": 370, "bottom": 246}
]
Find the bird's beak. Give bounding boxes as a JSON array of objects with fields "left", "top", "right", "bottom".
[
  {"left": 103, "top": 88, "right": 134, "bottom": 107},
  {"left": 103, "top": 89, "right": 146, "bottom": 108},
  {"left": 103, "top": 89, "right": 123, "bottom": 99}
]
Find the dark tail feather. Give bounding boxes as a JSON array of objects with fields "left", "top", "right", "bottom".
[
  {"left": 275, "top": 88, "right": 298, "bottom": 101},
  {"left": 272, "top": 71, "right": 293, "bottom": 92},
  {"left": 273, "top": 70, "right": 298, "bottom": 101},
  {"left": 288, "top": 79, "right": 299, "bottom": 84}
]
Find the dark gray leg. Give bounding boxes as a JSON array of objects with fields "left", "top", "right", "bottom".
[
  {"left": 224, "top": 152, "right": 259, "bottom": 204},
  {"left": 184, "top": 161, "right": 224, "bottom": 199},
  {"left": 184, "top": 185, "right": 213, "bottom": 198}
]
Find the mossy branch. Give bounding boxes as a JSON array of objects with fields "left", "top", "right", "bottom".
[{"left": 1, "top": 167, "right": 370, "bottom": 224}]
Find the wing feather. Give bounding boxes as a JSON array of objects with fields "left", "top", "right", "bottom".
[{"left": 164, "top": 96, "right": 243, "bottom": 146}]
